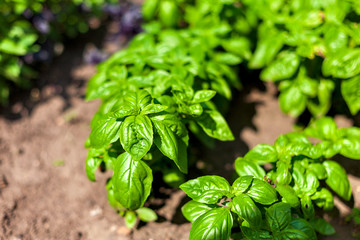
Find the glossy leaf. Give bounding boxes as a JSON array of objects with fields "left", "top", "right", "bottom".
[
  {"left": 276, "top": 184, "right": 300, "bottom": 208},
  {"left": 189, "top": 207, "right": 233, "bottom": 240},
  {"left": 323, "top": 160, "right": 351, "bottom": 201},
  {"left": 341, "top": 76, "right": 360, "bottom": 115},
  {"left": 289, "top": 218, "right": 317, "bottom": 240},
  {"left": 232, "top": 194, "right": 262, "bottom": 227},
  {"left": 113, "top": 153, "right": 153, "bottom": 210},
  {"left": 235, "top": 157, "right": 266, "bottom": 179},
  {"left": 180, "top": 176, "right": 231, "bottom": 204},
  {"left": 182, "top": 200, "right": 213, "bottom": 223},
  {"left": 136, "top": 207, "right": 158, "bottom": 222},
  {"left": 125, "top": 211, "right": 137, "bottom": 228},
  {"left": 231, "top": 175, "right": 253, "bottom": 196},
  {"left": 244, "top": 144, "right": 278, "bottom": 164},
  {"left": 119, "top": 115, "right": 153, "bottom": 160},
  {"left": 90, "top": 116, "right": 122, "bottom": 148},
  {"left": 247, "top": 179, "right": 278, "bottom": 205},
  {"left": 265, "top": 202, "right": 291, "bottom": 232}
]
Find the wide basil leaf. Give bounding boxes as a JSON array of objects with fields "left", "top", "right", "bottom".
[
  {"left": 260, "top": 51, "right": 300, "bottom": 82},
  {"left": 311, "top": 188, "right": 334, "bottom": 211},
  {"left": 288, "top": 219, "right": 317, "bottom": 240},
  {"left": 113, "top": 153, "right": 153, "bottom": 210},
  {"left": 232, "top": 175, "right": 253, "bottom": 196},
  {"left": 274, "top": 162, "right": 292, "bottom": 185},
  {"left": 135, "top": 207, "right": 157, "bottom": 222},
  {"left": 341, "top": 75, "right": 360, "bottom": 115},
  {"left": 307, "top": 163, "right": 327, "bottom": 180},
  {"left": 323, "top": 161, "right": 351, "bottom": 201},
  {"left": 123, "top": 90, "right": 152, "bottom": 112},
  {"left": 232, "top": 194, "right": 262, "bottom": 227},
  {"left": 85, "top": 156, "right": 102, "bottom": 182},
  {"left": 276, "top": 184, "right": 300, "bottom": 208},
  {"left": 180, "top": 176, "right": 231, "bottom": 204},
  {"left": 279, "top": 85, "right": 306, "bottom": 117},
  {"left": 240, "top": 227, "right": 273, "bottom": 240},
  {"left": 247, "top": 179, "right": 278, "bottom": 205},
  {"left": 278, "top": 228, "right": 309, "bottom": 240},
  {"left": 192, "top": 90, "right": 216, "bottom": 104},
  {"left": 244, "top": 144, "right": 278, "bottom": 164},
  {"left": 119, "top": 115, "right": 153, "bottom": 160},
  {"left": 339, "top": 138, "right": 360, "bottom": 160},
  {"left": 265, "top": 202, "right": 291, "bottom": 232},
  {"left": 181, "top": 200, "right": 213, "bottom": 223},
  {"left": 90, "top": 116, "right": 122, "bottom": 148},
  {"left": 235, "top": 157, "right": 266, "bottom": 179},
  {"left": 303, "top": 171, "right": 320, "bottom": 196},
  {"left": 152, "top": 119, "right": 187, "bottom": 173},
  {"left": 322, "top": 49, "right": 360, "bottom": 79},
  {"left": 304, "top": 117, "right": 338, "bottom": 141},
  {"left": 309, "top": 218, "right": 335, "bottom": 235},
  {"left": 189, "top": 207, "right": 233, "bottom": 240},
  {"left": 195, "top": 109, "right": 234, "bottom": 141},
  {"left": 141, "top": 104, "right": 168, "bottom": 115}
]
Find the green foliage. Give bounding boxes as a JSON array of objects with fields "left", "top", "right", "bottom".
[{"left": 244, "top": 0, "right": 360, "bottom": 117}]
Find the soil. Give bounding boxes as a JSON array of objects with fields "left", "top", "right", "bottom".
[{"left": 0, "top": 22, "right": 359, "bottom": 240}]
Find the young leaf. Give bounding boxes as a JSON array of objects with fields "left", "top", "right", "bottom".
[
  {"left": 85, "top": 156, "right": 102, "bottom": 182},
  {"left": 341, "top": 75, "right": 360, "bottom": 115},
  {"left": 182, "top": 200, "right": 213, "bottom": 223},
  {"left": 279, "top": 85, "right": 307, "bottom": 117},
  {"left": 136, "top": 207, "right": 158, "bottom": 222},
  {"left": 231, "top": 175, "right": 253, "bottom": 196},
  {"left": 119, "top": 115, "right": 153, "bottom": 160},
  {"left": 113, "top": 153, "right": 153, "bottom": 210},
  {"left": 189, "top": 207, "right": 233, "bottom": 240},
  {"left": 192, "top": 90, "right": 216, "bottom": 104},
  {"left": 141, "top": 104, "right": 168, "bottom": 115},
  {"left": 246, "top": 179, "right": 278, "bottom": 205},
  {"left": 244, "top": 144, "right": 278, "bottom": 164},
  {"left": 339, "top": 138, "right": 360, "bottom": 160},
  {"left": 311, "top": 188, "right": 334, "bottom": 211},
  {"left": 125, "top": 211, "right": 137, "bottom": 229},
  {"left": 195, "top": 109, "right": 234, "bottom": 141},
  {"left": 232, "top": 194, "right": 262, "bottom": 227},
  {"left": 323, "top": 160, "right": 352, "bottom": 201},
  {"left": 265, "top": 202, "right": 291, "bottom": 233},
  {"left": 180, "top": 176, "right": 231, "bottom": 204},
  {"left": 276, "top": 184, "right": 300, "bottom": 208},
  {"left": 90, "top": 116, "right": 122, "bottom": 149},
  {"left": 235, "top": 157, "right": 265, "bottom": 179}
]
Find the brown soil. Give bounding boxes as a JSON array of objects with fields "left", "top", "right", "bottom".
[{"left": 0, "top": 23, "right": 359, "bottom": 240}]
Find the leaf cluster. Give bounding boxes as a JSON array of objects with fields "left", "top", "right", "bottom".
[{"left": 243, "top": 0, "right": 360, "bottom": 117}]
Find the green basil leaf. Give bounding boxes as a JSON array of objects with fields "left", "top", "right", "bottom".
[
  {"left": 232, "top": 175, "right": 253, "bottom": 196},
  {"left": 232, "top": 194, "right": 262, "bottom": 227},
  {"left": 266, "top": 202, "right": 291, "bottom": 232},
  {"left": 341, "top": 75, "right": 360, "bottom": 115},
  {"left": 307, "top": 163, "right": 327, "bottom": 180},
  {"left": 310, "top": 218, "right": 335, "bottom": 235},
  {"left": 152, "top": 119, "right": 188, "bottom": 173},
  {"left": 125, "top": 211, "right": 137, "bottom": 228},
  {"left": 240, "top": 227, "right": 273, "bottom": 240},
  {"left": 195, "top": 109, "right": 234, "bottom": 141},
  {"left": 189, "top": 207, "right": 233, "bottom": 240},
  {"left": 307, "top": 79, "right": 334, "bottom": 118},
  {"left": 323, "top": 160, "right": 351, "bottom": 201},
  {"left": 276, "top": 184, "right": 300, "bottom": 208},
  {"left": 180, "top": 176, "right": 231, "bottom": 204},
  {"left": 181, "top": 200, "right": 213, "bottom": 223},
  {"left": 303, "top": 171, "right": 320, "bottom": 196},
  {"left": 124, "top": 90, "right": 152, "bottom": 112},
  {"left": 244, "top": 144, "right": 278, "bottom": 164},
  {"left": 322, "top": 49, "right": 360, "bottom": 79},
  {"left": 85, "top": 156, "right": 102, "bottom": 182},
  {"left": 113, "top": 153, "right": 153, "bottom": 210},
  {"left": 90, "top": 116, "right": 122, "bottom": 149},
  {"left": 192, "top": 90, "right": 216, "bottom": 104},
  {"left": 301, "top": 195, "right": 315, "bottom": 220},
  {"left": 275, "top": 162, "right": 292, "bottom": 185},
  {"left": 289, "top": 218, "right": 317, "bottom": 240},
  {"left": 304, "top": 117, "right": 338, "bottom": 141},
  {"left": 260, "top": 51, "right": 300, "bottom": 82},
  {"left": 119, "top": 115, "right": 153, "bottom": 160},
  {"left": 235, "top": 157, "right": 266, "bottom": 179},
  {"left": 311, "top": 188, "right": 334, "bottom": 211},
  {"left": 247, "top": 179, "right": 278, "bottom": 205},
  {"left": 339, "top": 138, "right": 360, "bottom": 160},
  {"left": 214, "top": 52, "right": 242, "bottom": 65},
  {"left": 142, "top": 0, "right": 159, "bottom": 20},
  {"left": 135, "top": 207, "right": 157, "bottom": 222},
  {"left": 279, "top": 85, "right": 306, "bottom": 117},
  {"left": 279, "top": 228, "right": 309, "bottom": 240},
  {"left": 141, "top": 104, "right": 168, "bottom": 115}
]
